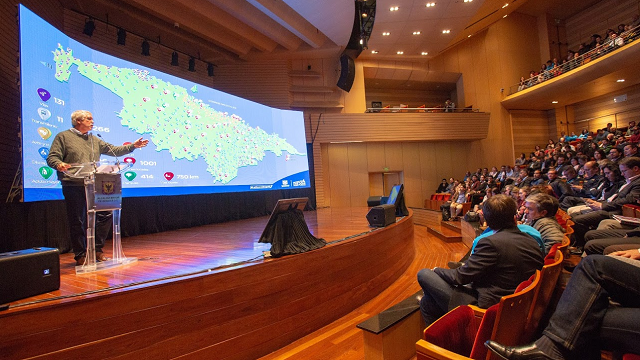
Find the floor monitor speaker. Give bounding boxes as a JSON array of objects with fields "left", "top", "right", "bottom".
[{"left": 366, "top": 204, "right": 396, "bottom": 227}]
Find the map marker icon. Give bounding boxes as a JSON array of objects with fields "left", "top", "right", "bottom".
[
  {"left": 124, "top": 171, "right": 136, "bottom": 181},
  {"left": 37, "top": 127, "right": 52, "bottom": 140},
  {"left": 37, "top": 88, "right": 51, "bottom": 102},
  {"left": 39, "top": 166, "right": 53, "bottom": 179},
  {"left": 124, "top": 157, "right": 136, "bottom": 164},
  {"left": 38, "top": 108, "right": 51, "bottom": 121},
  {"left": 164, "top": 172, "right": 174, "bottom": 181}
]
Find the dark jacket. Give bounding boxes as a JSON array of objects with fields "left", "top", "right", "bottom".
[
  {"left": 434, "top": 226, "right": 544, "bottom": 308},
  {"left": 601, "top": 176, "right": 640, "bottom": 212}
]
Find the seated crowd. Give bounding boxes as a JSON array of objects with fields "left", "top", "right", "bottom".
[
  {"left": 516, "top": 16, "right": 640, "bottom": 92},
  {"left": 419, "top": 123, "right": 640, "bottom": 359}
]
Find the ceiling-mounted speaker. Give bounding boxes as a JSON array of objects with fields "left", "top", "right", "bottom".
[{"left": 336, "top": 53, "right": 355, "bottom": 92}]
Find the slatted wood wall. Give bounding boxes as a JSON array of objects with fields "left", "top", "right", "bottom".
[
  {"left": 566, "top": 0, "right": 640, "bottom": 50},
  {"left": 511, "top": 110, "right": 553, "bottom": 157},
  {"left": 306, "top": 112, "right": 491, "bottom": 208},
  {"left": 573, "top": 82, "right": 640, "bottom": 131}
]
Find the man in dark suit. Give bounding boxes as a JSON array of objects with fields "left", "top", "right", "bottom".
[
  {"left": 571, "top": 156, "right": 640, "bottom": 249},
  {"left": 547, "top": 169, "right": 573, "bottom": 202},
  {"left": 417, "top": 195, "right": 544, "bottom": 325}
]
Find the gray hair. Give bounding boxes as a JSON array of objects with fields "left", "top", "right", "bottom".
[
  {"left": 525, "top": 193, "right": 558, "bottom": 218},
  {"left": 71, "top": 110, "right": 92, "bottom": 127}
]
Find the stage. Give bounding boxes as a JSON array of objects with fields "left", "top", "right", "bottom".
[{"left": 0, "top": 207, "right": 415, "bottom": 360}]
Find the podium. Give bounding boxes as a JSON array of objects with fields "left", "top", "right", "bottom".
[{"left": 64, "top": 161, "right": 137, "bottom": 274}]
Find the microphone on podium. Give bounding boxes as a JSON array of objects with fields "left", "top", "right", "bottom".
[{"left": 96, "top": 133, "right": 121, "bottom": 167}]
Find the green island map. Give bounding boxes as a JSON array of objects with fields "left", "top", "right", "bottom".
[{"left": 52, "top": 44, "right": 304, "bottom": 184}]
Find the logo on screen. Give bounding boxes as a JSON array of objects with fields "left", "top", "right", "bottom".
[
  {"left": 39, "top": 166, "right": 53, "bottom": 179},
  {"left": 37, "top": 107, "right": 51, "bottom": 120},
  {"left": 38, "top": 147, "right": 49, "bottom": 159},
  {"left": 37, "top": 88, "right": 51, "bottom": 102},
  {"left": 282, "top": 180, "right": 290, "bottom": 187},
  {"left": 37, "top": 127, "right": 52, "bottom": 140},
  {"left": 102, "top": 181, "right": 116, "bottom": 195},
  {"left": 293, "top": 179, "right": 306, "bottom": 187}
]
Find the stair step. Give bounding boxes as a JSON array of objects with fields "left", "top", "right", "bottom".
[
  {"left": 441, "top": 220, "right": 462, "bottom": 232},
  {"left": 426, "top": 225, "right": 462, "bottom": 243}
]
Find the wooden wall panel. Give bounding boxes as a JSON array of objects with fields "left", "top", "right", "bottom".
[
  {"left": 566, "top": 0, "right": 640, "bottom": 50},
  {"left": 511, "top": 110, "right": 552, "bottom": 157},
  {"left": 573, "top": 82, "right": 640, "bottom": 130},
  {"left": 384, "top": 143, "right": 404, "bottom": 172},
  {"left": 367, "top": 143, "right": 386, "bottom": 172},
  {"left": 328, "top": 144, "right": 350, "bottom": 207},
  {"left": 401, "top": 143, "right": 422, "bottom": 208},
  {"left": 347, "top": 143, "right": 370, "bottom": 207}
]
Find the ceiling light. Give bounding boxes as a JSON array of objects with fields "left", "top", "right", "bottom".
[
  {"left": 442, "top": 29, "right": 450, "bottom": 34},
  {"left": 617, "top": 79, "right": 626, "bottom": 82},
  {"left": 502, "top": 3, "right": 509, "bottom": 8},
  {"left": 468, "top": 34, "right": 472, "bottom": 38},
  {"left": 464, "top": 0, "right": 473, "bottom": 2},
  {"left": 382, "top": 32, "right": 390, "bottom": 36},
  {"left": 397, "top": 51, "right": 404, "bottom": 55},
  {"left": 360, "top": 39, "right": 364, "bottom": 44},
  {"left": 426, "top": 2, "right": 436, "bottom": 7},
  {"left": 421, "top": 52, "right": 429, "bottom": 55},
  {"left": 413, "top": 31, "right": 421, "bottom": 35},
  {"left": 503, "top": 15, "right": 508, "bottom": 18},
  {"left": 390, "top": 6, "right": 399, "bottom": 11},
  {"left": 552, "top": 101, "right": 558, "bottom": 104},
  {"left": 371, "top": 50, "right": 378, "bottom": 54}
]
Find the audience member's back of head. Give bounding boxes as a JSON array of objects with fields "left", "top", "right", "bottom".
[{"left": 483, "top": 195, "right": 517, "bottom": 230}]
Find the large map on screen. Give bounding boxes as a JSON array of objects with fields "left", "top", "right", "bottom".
[{"left": 20, "top": 5, "right": 310, "bottom": 201}]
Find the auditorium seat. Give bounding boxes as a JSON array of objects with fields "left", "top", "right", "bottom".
[{"left": 416, "top": 271, "right": 540, "bottom": 360}]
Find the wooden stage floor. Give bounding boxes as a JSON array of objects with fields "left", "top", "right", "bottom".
[
  {"left": 2, "top": 207, "right": 468, "bottom": 360},
  {"left": 8, "top": 207, "right": 380, "bottom": 309}
]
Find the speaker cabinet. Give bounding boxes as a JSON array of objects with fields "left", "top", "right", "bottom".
[
  {"left": 336, "top": 53, "right": 355, "bottom": 92},
  {"left": 0, "top": 247, "right": 60, "bottom": 304},
  {"left": 366, "top": 204, "right": 396, "bottom": 227}
]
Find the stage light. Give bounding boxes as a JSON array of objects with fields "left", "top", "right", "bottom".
[
  {"left": 83, "top": 18, "right": 95, "bottom": 37},
  {"left": 141, "top": 40, "right": 150, "bottom": 56},
  {"left": 188, "top": 57, "right": 196, "bottom": 72},
  {"left": 207, "top": 63, "right": 215, "bottom": 76},
  {"left": 117, "top": 28, "right": 126, "bottom": 45},
  {"left": 171, "top": 51, "right": 179, "bottom": 66}
]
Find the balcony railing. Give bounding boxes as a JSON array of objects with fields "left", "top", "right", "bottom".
[
  {"left": 365, "top": 107, "right": 480, "bottom": 113},
  {"left": 509, "top": 25, "right": 640, "bottom": 95}
]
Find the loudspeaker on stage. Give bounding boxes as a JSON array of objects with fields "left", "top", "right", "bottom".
[
  {"left": 0, "top": 247, "right": 60, "bottom": 304},
  {"left": 366, "top": 204, "right": 396, "bottom": 227}
]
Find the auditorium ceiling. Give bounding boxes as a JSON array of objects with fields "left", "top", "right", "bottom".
[{"left": 58, "top": 0, "right": 619, "bottom": 93}]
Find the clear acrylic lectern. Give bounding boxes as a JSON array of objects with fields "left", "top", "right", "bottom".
[{"left": 64, "top": 161, "right": 137, "bottom": 274}]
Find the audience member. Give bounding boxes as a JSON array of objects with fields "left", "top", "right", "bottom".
[{"left": 523, "top": 193, "right": 565, "bottom": 254}]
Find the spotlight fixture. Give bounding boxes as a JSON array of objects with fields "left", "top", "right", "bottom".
[
  {"left": 82, "top": 18, "right": 95, "bottom": 37},
  {"left": 390, "top": 6, "right": 399, "bottom": 11},
  {"left": 421, "top": 52, "right": 429, "bottom": 55},
  {"left": 426, "top": 2, "right": 436, "bottom": 7},
  {"left": 396, "top": 51, "right": 404, "bottom": 55},
  {"left": 413, "top": 31, "right": 421, "bottom": 35},
  {"left": 617, "top": 79, "right": 626, "bottom": 82},
  {"left": 382, "top": 32, "right": 390, "bottom": 36},
  {"left": 503, "top": 14, "right": 508, "bottom": 18},
  {"left": 141, "top": 40, "right": 150, "bottom": 56},
  {"left": 188, "top": 57, "right": 196, "bottom": 72},
  {"left": 502, "top": 3, "right": 509, "bottom": 8},
  {"left": 171, "top": 51, "right": 179, "bottom": 66},
  {"left": 207, "top": 63, "right": 215, "bottom": 77},
  {"left": 371, "top": 50, "right": 378, "bottom": 54},
  {"left": 117, "top": 28, "right": 126, "bottom": 45},
  {"left": 464, "top": 0, "right": 473, "bottom": 2},
  {"left": 442, "top": 29, "right": 450, "bottom": 34},
  {"left": 552, "top": 101, "right": 558, "bottom": 104}
]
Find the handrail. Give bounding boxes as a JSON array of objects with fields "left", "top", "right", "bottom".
[
  {"left": 509, "top": 24, "right": 640, "bottom": 95},
  {"left": 365, "top": 107, "right": 481, "bottom": 113}
]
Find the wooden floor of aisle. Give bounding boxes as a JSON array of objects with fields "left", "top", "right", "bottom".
[{"left": 259, "top": 210, "right": 468, "bottom": 360}]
